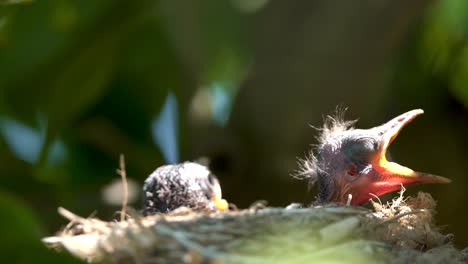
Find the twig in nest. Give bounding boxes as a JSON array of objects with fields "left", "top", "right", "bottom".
[
  {"left": 390, "top": 184, "right": 407, "bottom": 211},
  {"left": 369, "top": 193, "right": 382, "bottom": 206},
  {"left": 116, "top": 154, "right": 128, "bottom": 222},
  {"left": 377, "top": 209, "right": 428, "bottom": 226},
  {"left": 346, "top": 194, "right": 353, "bottom": 206},
  {"left": 58, "top": 207, "right": 86, "bottom": 222}
]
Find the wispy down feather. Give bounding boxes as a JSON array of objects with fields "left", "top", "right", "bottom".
[
  {"left": 316, "top": 107, "right": 357, "bottom": 144},
  {"left": 295, "top": 107, "right": 357, "bottom": 188}
]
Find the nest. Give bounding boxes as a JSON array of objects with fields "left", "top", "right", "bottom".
[{"left": 43, "top": 190, "right": 467, "bottom": 264}]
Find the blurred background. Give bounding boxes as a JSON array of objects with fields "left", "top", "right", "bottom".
[{"left": 0, "top": 0, "right": 467, "bottom": 262}]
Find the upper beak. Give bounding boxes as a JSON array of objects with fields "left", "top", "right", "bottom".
[
  {"left": 212, "top": 182, "right": 229, "bottom": 211},
  {"left": 372, "top": 109, "right": 450, "bottom": 191}
]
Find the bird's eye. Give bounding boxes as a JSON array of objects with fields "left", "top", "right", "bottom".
[
  {"left": 347, "top": 165, "right": 358, "bottom": 177},
  {"left": 207, "top": 174, "right": 216, "bottom": 185}
]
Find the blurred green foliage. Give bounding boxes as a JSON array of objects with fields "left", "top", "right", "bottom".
[{"left": 0, "top": 0, "right": 467, "bottom": 262}]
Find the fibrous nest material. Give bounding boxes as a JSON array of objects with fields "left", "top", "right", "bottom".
[{"left": 43, "top": 190, "right": 467, "bottom": 264}]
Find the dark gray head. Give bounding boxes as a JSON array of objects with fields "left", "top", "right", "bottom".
[
  {"left": 142, "top": 162, "right": 228, "bottom": 215},
  {"left": 299, "top": 109, "right": 450, "bottom": 205}
]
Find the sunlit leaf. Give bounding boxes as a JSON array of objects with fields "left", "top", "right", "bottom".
[
  {"left": 0, "top": 116, "right": 45, "bottom": 163},
  {"left": 210, "top": 81, "right": 235, "bottom": 126},
  {"left": 0, "top": 115, "right": 67, "bottom": 166},
  {"left": 46, "top": 137, "right": 67, "bottom": 165},
  {"left": 152, "top": 92, "right": 179, "bottom": 164},
  {"left": 420, "top": 0, "right": 468, "bottom": 72}
]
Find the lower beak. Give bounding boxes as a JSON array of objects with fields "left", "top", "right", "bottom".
[
  {"left": 212, "top": 194, "right": 228, "bottom": 211},
  {"left": 371, "top": 109, "right": 450, "bottom": 195}
]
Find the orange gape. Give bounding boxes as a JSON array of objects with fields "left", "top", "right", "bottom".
[{"left": 300, "top": 109, "right": 450, "bottom": 205}]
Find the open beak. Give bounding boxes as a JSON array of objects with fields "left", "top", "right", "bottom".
[{"left": 367, "top": 109, "right": 450, "bottom": 198}]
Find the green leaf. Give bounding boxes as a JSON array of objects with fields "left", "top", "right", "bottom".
[
  {"left": 451, "top": 46, "right": 468, "bottom": 107},
  {"left": 44, "top": 34, "right": 118, "bottom": 126},
  {"left": 0, "top": 191, "right": 80, "bottom": 263},
  {"left": 160, "top": 0, "right": 251, "bottom": 85}
]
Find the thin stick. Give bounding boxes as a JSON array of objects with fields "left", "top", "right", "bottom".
[
  {"left": 58, "top": 207, "right": 85, "bottom": 222},
  {"left": 377, "top": 209, "right": 427, "bottom": 226},
  {"left": 346, "top": 194, "right": 353, "bottom": 206},
  {"left": 116, "top": 154, "right": 128, "bottom": 222},
  {"left": 369, "top": 193, "right": 382, "bottom": 205}
]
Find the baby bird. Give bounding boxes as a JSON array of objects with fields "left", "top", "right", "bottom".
[
  {"left": 142, "top": 162, "right": 228, "bottom": 215},
  {"left": 300, "top": 109, "right": 450, "bottom": 205}
]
